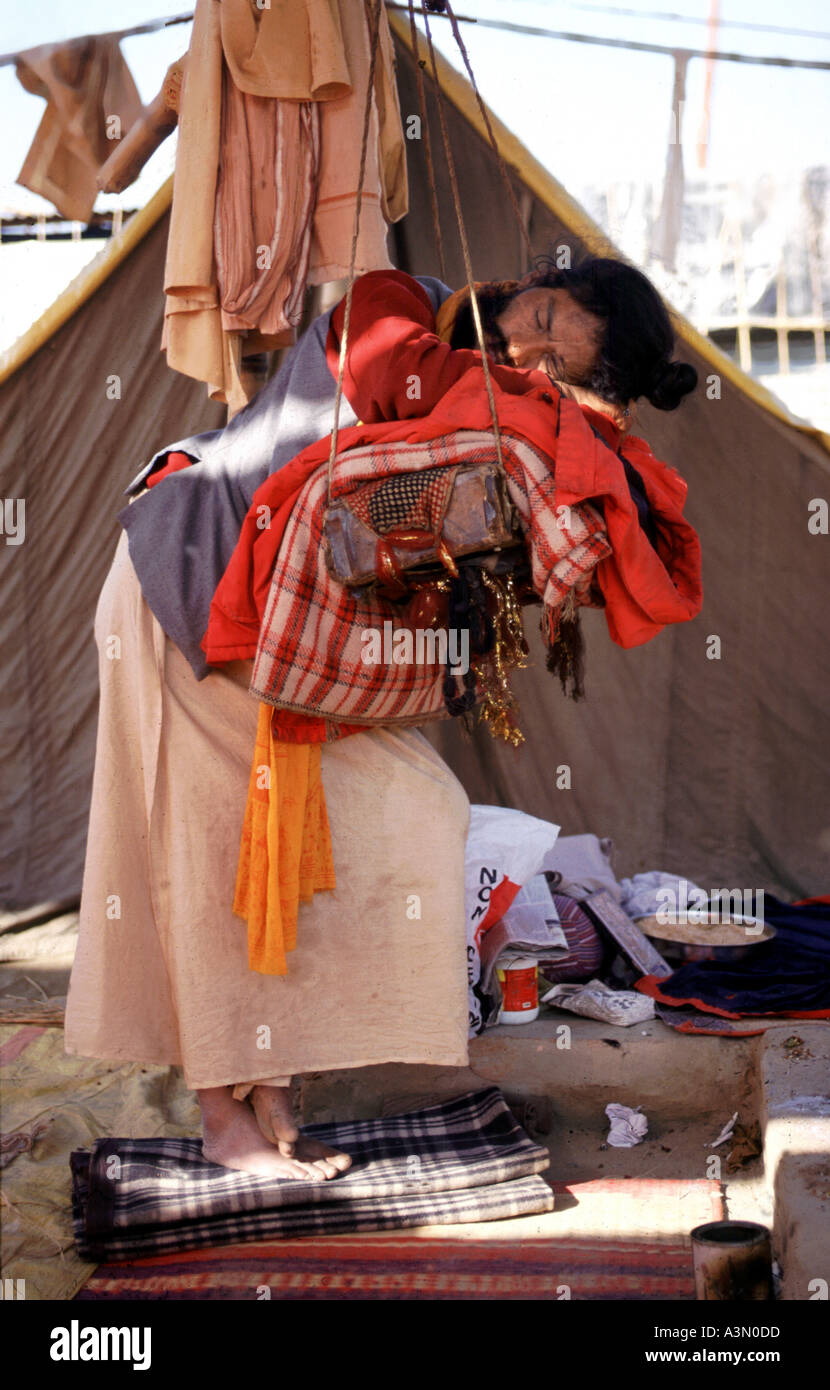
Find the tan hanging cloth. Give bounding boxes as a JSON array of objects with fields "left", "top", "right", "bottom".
[
  {"left": 219, "top": 0, "right": 351, "bottom": 100},
  {"left": 15, "top": 37, "right": 142, "bottom": 222},
  {"left": 374, "top": 4, "right": 408, "bottom": 225},
  {"left": 162, "top": 0, "right": 408, "bottom": 410},
  {"left": 308, "top": 0, "right": 402, "bottom": 285},
  {"left": 161, "top": 0, "right": 225, "bottom": 400},
  {"left": 213, "top": 70, "right": 321, "bottom": 341}
]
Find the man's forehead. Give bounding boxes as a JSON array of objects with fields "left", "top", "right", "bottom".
[{"left": 515, "top": 286, "right": 603, "bottom": 329}]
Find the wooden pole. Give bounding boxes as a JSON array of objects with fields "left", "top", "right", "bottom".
[
  {"left": 776, "top": 266, "right": 790, "bottom": 375},
  {"left": 697, "top": 0, "right": 720, "bottom": 169},
  {"left": 97, "top": 56, "right": 185, "bottom": 195}
]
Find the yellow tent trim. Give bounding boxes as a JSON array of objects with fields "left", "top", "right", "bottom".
[
  {"left": 389, "top": 11, "right": 830, "bottom": 457},
  {"left": 0, "top": 175, "right": 174, "bottom": 389}
]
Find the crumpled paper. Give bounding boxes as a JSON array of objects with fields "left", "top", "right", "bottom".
[{"left": 605, "top": 1102, "right": 648, "bottom": 1147}]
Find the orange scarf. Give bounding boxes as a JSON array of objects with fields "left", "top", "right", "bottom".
[{"left": 233, "top": 702, "right": 336, "bottom": 974}]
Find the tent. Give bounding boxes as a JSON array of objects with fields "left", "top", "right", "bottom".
[{"left": 2, "top": 13, "right": 829, "bottom": 913}]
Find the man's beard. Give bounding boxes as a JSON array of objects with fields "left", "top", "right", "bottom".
[{"left": 583, "top": 358, "right": 623, "bottom": 406}]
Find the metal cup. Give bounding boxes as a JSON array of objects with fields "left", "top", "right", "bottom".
[{"left": 690, "top": 1220, "right": 774, "bottom": 1301}]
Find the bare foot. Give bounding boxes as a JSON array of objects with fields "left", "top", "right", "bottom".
[
  {"left": 198, "top": 1087, "right": 322, "bottom": 1181},
  {"left": 250, "top": 1084, "right": 352, "bottom": 1181}
]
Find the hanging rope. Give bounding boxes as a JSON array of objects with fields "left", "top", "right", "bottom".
[
  {"left": 406, "top": 0, "right": 446, "bottom": 282},
  {"left": 441, "top": 0, "right": 534, "bottom": 263},
  {"left": 328, "top": 0, "right": 526, "bottom": 497},
  {"left": 420, "top": 4, "right": 505, "bottom": 471},
  {"left": 326, "top": 0, "right": 384, "bottom": 505},
  {"left": 320, "top": 0, "right": 542, "bottom": 732}
]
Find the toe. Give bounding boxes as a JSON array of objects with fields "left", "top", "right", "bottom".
[
  {"left": 271, "top": 1112, "right": 299, "bottom": 1148},
  {"left": 250, "top": 1086, "right": 300, "bottom": 1151},
  {"left": 286, "top": 1159, "right": 315, "bottom": 1181}
]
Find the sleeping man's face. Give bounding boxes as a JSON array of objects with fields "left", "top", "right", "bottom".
[{"left": 495, "top": 288, "right": 605, "bottom": 385}]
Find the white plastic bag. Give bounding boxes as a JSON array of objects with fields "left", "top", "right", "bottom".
[{"left": 465, "top": 806, "right": 560, "bottom": 1035}]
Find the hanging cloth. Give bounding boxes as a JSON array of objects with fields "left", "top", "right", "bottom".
[
  {"left": 162, "top": 0, "right": 407, "bottom": 408},
  {"left": 213, "top": 70, "right": 321, "bottom": 341},
  {"left": 15, "top": 37, "right": 142, "bottom": 222},
  {"left": 219, "top": 0, "right": 350, "bottom": 100},
  {"left": 233, "top": 703, "right": 336, "bottom": 976},
  {"left": 309, "top": 0, "right": 404, "bottom": 284}
]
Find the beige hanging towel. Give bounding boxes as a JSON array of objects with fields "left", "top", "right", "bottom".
[
  {"left": 15, "top": 37, "right": 143, "bottom": 222},
  {"left": 162, "top": 0, "right": 408, "bottom": 407},
  {"left": 308, "top": 0, "right": 405, "bottom": 285},
  {"left": 161, "top": 0, "right": 226, "bottom": 401},
  {"left": 214, "top": 68, "right": 321, "bottom": 343},
  {"left": 219, "top": 0, "right": 351, "bottom": 100}
]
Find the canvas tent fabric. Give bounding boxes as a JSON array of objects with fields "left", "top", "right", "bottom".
[
  {"left": 0, "top": 199, "right": 226, "bottom": 911},
  {"left": 0, "top": 1021, "right": 204, "bottom": 1301},
  {"left": 1, "top": 16, "right": 829, "bottom": 914}
]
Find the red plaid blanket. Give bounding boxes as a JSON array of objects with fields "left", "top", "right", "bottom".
[{"left": 251, "top": 430, "right": 610, "bottom": 725}]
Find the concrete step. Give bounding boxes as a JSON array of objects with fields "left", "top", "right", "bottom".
[
  {"left": 760, "top": 1023, "right": 830, "bottom": 1301},
  {"left": 301, "top": 1014, "right": 830, "bottom": 1289},
  {"left": 301, "top": 1014, "right": 763, "bottom": 1130}
]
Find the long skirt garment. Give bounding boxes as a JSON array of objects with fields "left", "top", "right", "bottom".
[{"left": 64, "top": 531, "right": 470, "bottom": 1090}]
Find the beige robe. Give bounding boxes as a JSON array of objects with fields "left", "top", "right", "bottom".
[{"left": 64, "top": 531, "right": 470, "bottom": 1091}]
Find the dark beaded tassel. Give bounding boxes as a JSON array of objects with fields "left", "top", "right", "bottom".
[
  {"left": 443, "top": 572, "right": 478, "bottom": 716},
  {"left": 545, "top": 596, "right": 587, "bottom": 701}
]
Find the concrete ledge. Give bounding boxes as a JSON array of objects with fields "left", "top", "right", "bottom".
[
  {"left": 470, "top": 1015, "right": 761, "bottom": 1124},
  {"left": 302, "top": 1014, "right": 762, "bottom": 1126},
  {"left": 761, "top": 1023, "right": 830, "bottom": 1300}
]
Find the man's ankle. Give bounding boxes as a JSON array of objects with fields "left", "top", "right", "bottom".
[{"left": 195, "top": 1084, "right": 234, "bottom": 1116}]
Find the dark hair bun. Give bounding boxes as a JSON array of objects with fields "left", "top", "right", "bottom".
[{"left": 647, "top": 359, "right": 698, "bottom": 411}]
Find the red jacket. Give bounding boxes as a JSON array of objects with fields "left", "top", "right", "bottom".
[{"left": 202, "top": 270, "right": 702, "bottom": 672}]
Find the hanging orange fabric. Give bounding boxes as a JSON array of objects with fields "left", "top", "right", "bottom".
[
  {"left": 15, "top": 37, "right": 143, "bottom": 222},
  {"left": 233, "top": 702, "right": 336, "bottom": 974}
]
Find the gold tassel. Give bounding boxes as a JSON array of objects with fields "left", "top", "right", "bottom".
[{"left": 471, "top": 570, "right": 528, "bottom": 747}]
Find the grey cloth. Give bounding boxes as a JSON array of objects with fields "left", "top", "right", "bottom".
[
  {"left": 118, "top": 276, "right": 452, "bottom": 680},
  {"left": 619, "top": 870, "right": 709, "bottom": 920},
  {"left": 541, "top": 834, "right": 622, "bottom": 902}
]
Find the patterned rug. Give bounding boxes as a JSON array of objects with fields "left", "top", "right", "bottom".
[{"left": 76, "top": 1178, "right": 723, "bottom": 1300}]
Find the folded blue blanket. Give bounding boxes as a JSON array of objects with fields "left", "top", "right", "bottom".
[{"left": 646, "top": 897, "right": 830, "bottom": 1018}]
